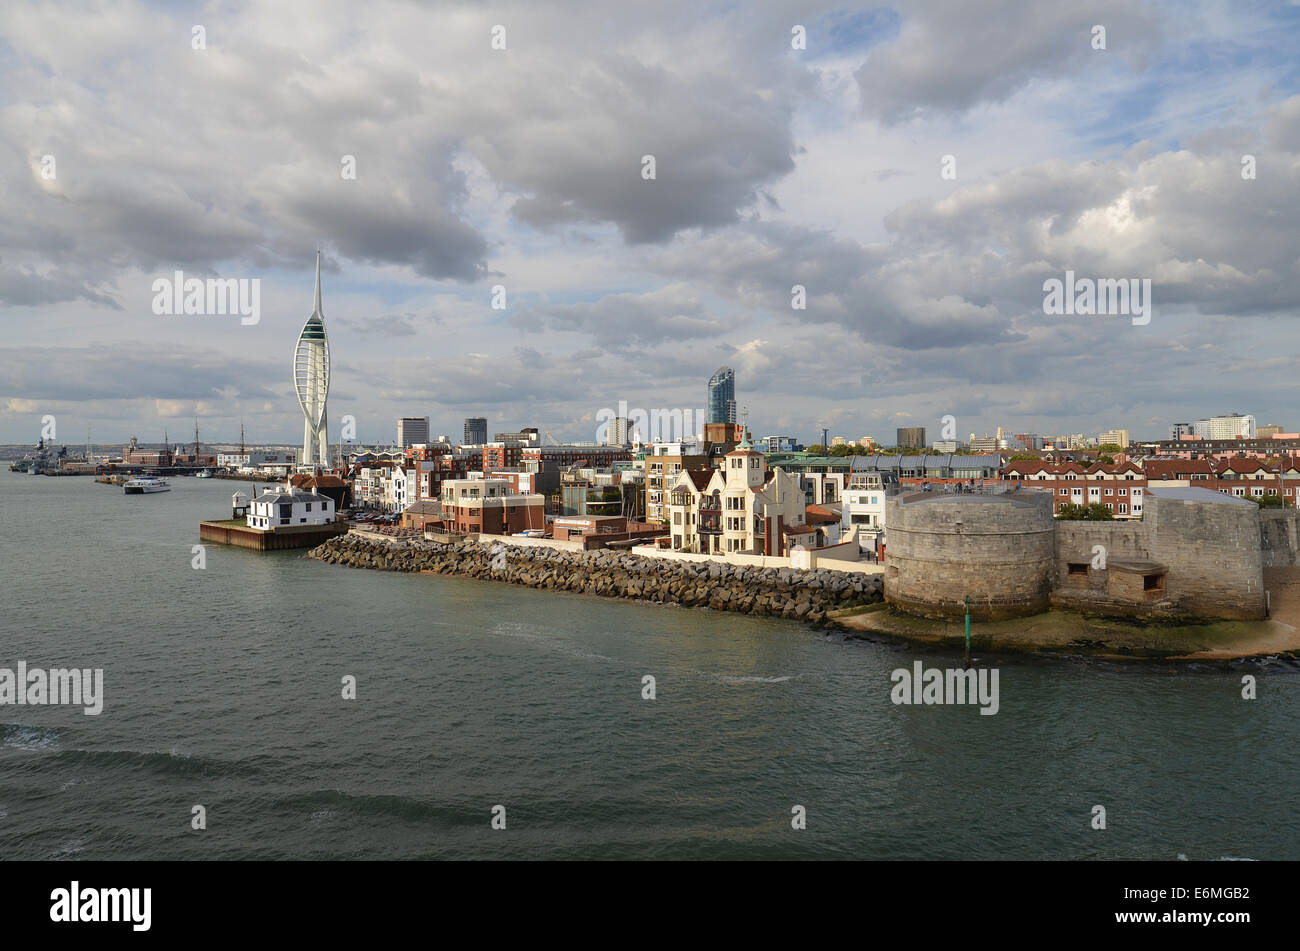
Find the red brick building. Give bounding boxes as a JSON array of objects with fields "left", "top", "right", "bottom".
[
  {"left": 522, "top": 445, "right": 632, "bottom": 469},
  {"left": 483, "top": 443, "right": 523, "bottom": 470},
  {"left": 401, "top": 500, "right": 444, "bottom": 531},
  {"left": 1150, "top": 455, "right": 1299, "bottom": 505},
  {"left": 439, "top": 478, "right": 546, "bottom": 535},
  {"left": 1002, "top": 455, "right": 1300, "bottom": 514},
  {"left": 1001, "top": 460, "right": 1148, "bottom": 517},
  {"left": 551, "top": 515, "right": 668, "bottom": 549}
]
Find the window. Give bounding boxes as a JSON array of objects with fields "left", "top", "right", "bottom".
[
  {"left": 1119, "top": 503, "right": 1128, "bottom": 514},
  {"left": 1068, "top": 563, "right": 1088, "bottom": 575},
  {"left": 1104, "top": 488, "right": 1113, "bottom": 495},
  {"left": 300, "top": 518, "right": 307, "bottom": 523}
]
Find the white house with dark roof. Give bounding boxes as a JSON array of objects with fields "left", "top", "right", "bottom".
[{"left": 247, "top": 484, "right": 335, "bottom": 530}]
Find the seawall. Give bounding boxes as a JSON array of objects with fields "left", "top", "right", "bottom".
[
  {"left": 306, "top": 534, "right": 883, "bottom": 622},
  {"left": 201, "top": 519, "right": 348, "bottom": 551}
]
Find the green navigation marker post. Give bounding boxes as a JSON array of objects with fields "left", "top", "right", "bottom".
[{"left": 963, "top": 594, "right": 971, "bottom": 669}]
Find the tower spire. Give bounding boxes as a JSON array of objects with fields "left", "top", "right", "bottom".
[
  {"left": 295, "top": 251, "right": 331, "bottom": 468},
  {"left": 313, "top": 249, "right": 323, "bottom": 317}
]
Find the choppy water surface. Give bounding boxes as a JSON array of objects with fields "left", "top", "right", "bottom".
[{"left": 1, "top": 470, "right": 1296, "bottom": 859}]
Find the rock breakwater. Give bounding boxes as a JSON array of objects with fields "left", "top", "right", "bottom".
[{"left": 307, "top": 535, "right": 883, "bottom": 623}]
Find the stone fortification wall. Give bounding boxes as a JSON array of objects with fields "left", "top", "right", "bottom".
[{"left": 883, "top": 491, "right": 1056, "bottom": 620}]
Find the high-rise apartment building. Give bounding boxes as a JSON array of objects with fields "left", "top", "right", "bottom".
[
  {"left": 605, "top": 417, "right": 632, "bottom": 445},
  {"left": 707, "top": 367, "right": 737, "bottom": 425},
  {"left": 463, "top": 417, "right": 488, "bottom": 445},
  {"left": 1192, "top": 414, "right": 1255, "bottom": 440},
  {"left": 397, "top": 417, "right": 429, "bottom": 448},
  {"left": 896, "top": 427, "right": 926, "bottom": 450}
]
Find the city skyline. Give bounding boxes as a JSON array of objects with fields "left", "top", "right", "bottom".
[
  {"left": 1, "top": 406, "right": 1282, "bottom": 451},
  {"left": 2, "top": 1, "right": 1298, "bottom": 446}
]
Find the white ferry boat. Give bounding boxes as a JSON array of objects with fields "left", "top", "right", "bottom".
[{"left": 123, "top": 476, "right": 171, "bottom": 494}]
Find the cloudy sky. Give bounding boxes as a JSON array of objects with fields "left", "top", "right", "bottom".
[{"left": 1, "top": 0, "right": 1298, "bottom": 448}]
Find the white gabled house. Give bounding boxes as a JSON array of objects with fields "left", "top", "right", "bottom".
[
  {"left": 247, "top": 484, "right": 336, "bottom": 530},
  {"left": 665, "top": 443, "right": 805, "bottom": 555}
]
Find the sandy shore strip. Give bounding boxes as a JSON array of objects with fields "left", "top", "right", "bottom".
[
  {"left": 831, "top": 565, "right": 1300, "bottom": 661},
  {"left": 1166, "top": 566, "right": 1300, "bottom": 660}
]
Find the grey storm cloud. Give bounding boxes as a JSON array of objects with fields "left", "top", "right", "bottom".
[
  {"left": 0, "top": 0, "right": 829, "bottom": 300},
  {"left": 855, "top": 0, "right": 1164, "bottom": 123},
  {"left": 485, "top": 55, "right": 800, "bottom": 243},
  {"left": 511, "top": 285, "right": 733, "bottom": 351},
  {"left": 340, "top": 313, "right": 424, "bottom": 337},
  {"left": 353, "top": 351, "right": 591, "bottom": 409},
  {"left": 0, "top": 0, "right": 1297, "bottom": 444},
  {"left": 0, "top": 263, "right": 121, "bottom": 309},
  {"left": 645, "top": 222, "right": 1025, "bottom": 350},
  {"left": 0, "top": 345, "right": 282, "bottom": 403}
]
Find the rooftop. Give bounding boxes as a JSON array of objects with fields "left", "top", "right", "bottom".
[
  {"left": 252, "top": 488, "right": 329, "bottom": 504},
  {"left": 1145, "top": 486, "right": 1256, "bottom": 505}
]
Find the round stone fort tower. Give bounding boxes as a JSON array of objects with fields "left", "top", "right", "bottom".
[{"left": 884, "top": 490, "right": 1056, "bottom": 621}]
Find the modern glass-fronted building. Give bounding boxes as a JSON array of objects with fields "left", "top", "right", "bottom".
[
  {"left": 707, "top": 366, "right": 736, "bottom": 425},
  {"left": 463, "top": 417, "right": 487, "bottom": 445}
]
